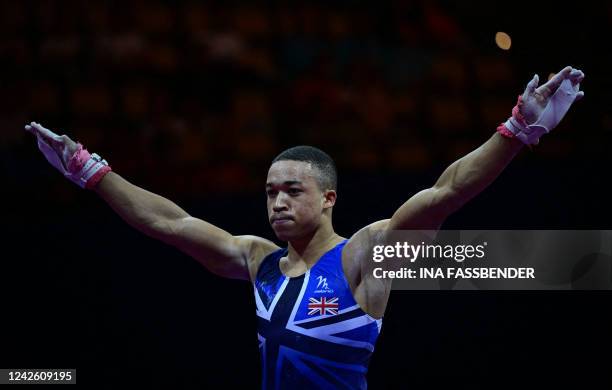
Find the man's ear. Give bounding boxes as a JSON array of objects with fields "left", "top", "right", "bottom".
[{"left": 322, "top": 190, "right": 337, "bottom": 209}]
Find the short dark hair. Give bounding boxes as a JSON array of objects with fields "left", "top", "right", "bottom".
[{"left": 272, "top": 145, "right": 337, "bottom": 191}]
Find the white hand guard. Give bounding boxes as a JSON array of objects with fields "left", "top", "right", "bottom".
[
  {"left": 503, "top": 78, "right": 579, "bottom": 145},
  {"left": 30, "top": 123, "right": 111, "bottom": 189}
]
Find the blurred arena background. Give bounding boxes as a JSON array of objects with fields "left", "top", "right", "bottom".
[{"left": 2, "top": 1, "right": 611, "bottom": 388}]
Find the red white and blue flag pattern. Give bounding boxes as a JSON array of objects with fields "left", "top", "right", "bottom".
[{"left": 307, "top": 297, "right": 339, "bottom": 316}]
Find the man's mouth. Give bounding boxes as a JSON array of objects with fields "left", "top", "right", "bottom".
[{"left": 271, "top": 216, "right": 294, "bottom": 225}]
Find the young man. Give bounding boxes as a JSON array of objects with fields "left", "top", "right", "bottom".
[{"left": 26, "top": 66, "right": 584, "bottom": 389}]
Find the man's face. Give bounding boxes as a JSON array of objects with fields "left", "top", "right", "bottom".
[{"left": 266, "top": 160, "right": 332, "bottom": 242}]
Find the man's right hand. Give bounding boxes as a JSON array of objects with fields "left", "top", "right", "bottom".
[
  {"left": 25, "top": 121, "right": 111, "bottom": 189},
  {"left": 25, "top": 122, "right": 79, "bottom": 171}
]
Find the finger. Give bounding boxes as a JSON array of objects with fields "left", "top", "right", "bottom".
[
  {"left": 574, "top": 91, "right": 585, "bottom": 101},
  {"left": 30, "top": 122, "right": 62, "bottom": 144},
  {"left": 569, "top": 69, "right": 582, "bottom": 78},
  {"left": 522, "top": 74, "right": 540, "bottom": 102},
  {"left": 24, "top": 122, "right": 44, "bottom": 134},
  {"left": 525, "top": 74, "right": 540, "bottom": 95},
  {"left": 570, "top": 69, "right": 584, "bottom": 86},
  {"left": 25, "top": 122, "right": 50, "bottom": 144},
  {"left": 536, "top": 66, "right": 572, "bottom": 98}
]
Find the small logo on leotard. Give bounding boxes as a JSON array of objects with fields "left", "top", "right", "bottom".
[{"left": 314, "top": 275, "right": 334, "bottom": 294}]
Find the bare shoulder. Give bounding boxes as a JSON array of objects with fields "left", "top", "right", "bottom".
[
  {"left": 343, "top": 219, "right": 390, "bottom": 265},
  {"left": 234, "top": 235, "right": 281, "bottom": 283},
  {"left": 341, "top": 219, "right": 391, "bottom": 318}
]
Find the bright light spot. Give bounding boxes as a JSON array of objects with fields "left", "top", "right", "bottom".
[{"left": 495, "top": 32, "right": 512, "bottom": 50}]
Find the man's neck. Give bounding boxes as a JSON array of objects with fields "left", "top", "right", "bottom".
[{"left": 286, "top": 222, "right": 344, "bottom": 270}]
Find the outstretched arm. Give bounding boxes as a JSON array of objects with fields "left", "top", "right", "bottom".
[
  {"left": 25, "top": 123, "right": 278, "bottom": 280},
  {"left": 388, "top": 66, "right": 585, "bottom": 230},
  {"left": 388, "top": 132, "right": 522, "bottom": 230},
  {"left": 94, "top": 172, "right": 278, "bottom": 280}
]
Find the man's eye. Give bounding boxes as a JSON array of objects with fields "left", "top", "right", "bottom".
[
  {"left": 288, "top": 188, "right": 302, "bottom": 195},
  {"left": 266, "top": 190, "right": 277, "bottom": 197}
]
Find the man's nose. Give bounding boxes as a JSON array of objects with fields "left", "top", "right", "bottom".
[{"left": 272, "top": 193, "right": 289, "bottom": 212}]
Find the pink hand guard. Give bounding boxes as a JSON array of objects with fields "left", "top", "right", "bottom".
[
  {"left": 498, "top": 78, "right": 578, "bottom": 145},
  {"left": 36, "top": 136, "right": 111, "bottom": 189}
]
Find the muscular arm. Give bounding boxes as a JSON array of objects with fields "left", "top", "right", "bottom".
[
  {"left": 94, "top": 171, "right": 190, "bottom": 239},
  {"left": 346, "top": 66, "right": 584, "bottom": 317},
  {"left": 345, "top": 135, "right": 522, "bottom": 316},
  {"left": 94, "top": 172, "right": 278, "bottom": 280},
  {"left": 347, "top": 122, "right": 523, "bottom": 317},
  {"left": 388, "top": 133, "right": 523, "bottom": 230}
]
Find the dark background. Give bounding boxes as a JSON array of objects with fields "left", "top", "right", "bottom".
[{"left": 2, "top": 1, "right": 611, "bottom": 388}]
